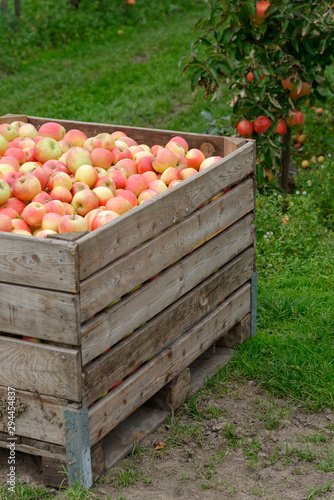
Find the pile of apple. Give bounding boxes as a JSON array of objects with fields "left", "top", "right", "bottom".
[{"left": 0, "top": 121, "right": 223, "bottom": 237}]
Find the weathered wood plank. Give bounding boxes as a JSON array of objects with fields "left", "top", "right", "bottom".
[
  {"left": 0, "top": 234, "right": 79, "bottom": 293},
  {"left": 0, "top": 283, "right": 80, "bottom": 344},
  {"left": 0, "top": 386, "right": 80, "bottom": 446},
  {"left": 81, "top": 215, "right": 254, "bottom": 363},
  {"left": 0, "top": 114, "right": 28, "bottom": 124},
  {"left": 145, "top": 368, "right": 190, "bottom": 412},
  {"left": 0, "top": 338, "right": 82, "bottom": 401},
  {"left": 80, "top": 180, "right": 254, "bottom": 321},
  {"left": 77, "top": 142, "right": 254, "bottom": 280},
  {"left": 88, "top": 283, "right": 251, "bottom": 445},
  {"left": 223, "top": 137, "right": 247, "bottom": 156},
  {"left": 82, "top": 245, "right": 253, "bottom": 405},
  {"left": 47, "top": 231, "right": 88, "bottom": 242},
  {"left": 216, "top": 313, "right": 251, "bottom": 348}
]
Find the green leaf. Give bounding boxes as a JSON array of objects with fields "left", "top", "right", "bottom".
[
  {"left": 200, "top": 109, "right": 213, "bottom": 121},
  {"left": 268, "top": 94, "right": 282, "bottom": 110},
  {"left": 190, "top": 69, "right": 202, "bottom": 92},
  {"left": 246, "top": 0, "right": 256, "bottom": 20}
]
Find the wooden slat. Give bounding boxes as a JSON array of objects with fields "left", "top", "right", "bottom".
[
  {"left": 0, "top": 338, "right": 82, "bottom": 401},
  {"left": 223, "top": 137, "right": 247, "bottom": 156},
  {"left": 0, "top": 114, "right": 28, "bottom": 124},
  {"left": 0, "top": 283, "right": 80, "bottom": 344},
  {"left": 81, "top": 211, "right": 255, "bottom": 363},
  {"left": 82, "top": 246, "right": 253, "bottom": 405},
  {"left": 80, "top": 180, "right": 254, "bottom": 321},
  {"left": 0, "top": 234, "right": 79, "bottom": 293},
  {"left": 0, "top": 386, "right": 79, "bottom": 445},
  {"left": 88, "top": 283, "right": 251, "bottom": 446},
  {"left": 77, "top": 142, "right": 254, "bottom": 280}
]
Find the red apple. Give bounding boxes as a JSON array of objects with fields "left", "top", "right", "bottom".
[
  {"left": 116, "top": 190, "right": 138, "bottom": 208},
  {"left": 0, "top": 214, "right": 12, "bottom": 232},
  {"left": 59, "top": 214, "right": 88, "bottom": 233},
  {"left": 22, "top": 202, "right": 47, "bottom": 227},
  {"left": 66, "top": 147, "right": 92, "bottom": 174},
  {"left": 38, "top": 122, "right": 66, "bottom": 141},
  {"left": 168, "top": 136, "right": 189, "bottom": 153},
  {"left": 91, "top": 148, "right": 113, "bottom": 170},
  {"left": 63, "top": 129, "right": 88, "bottom": 147},
  {"left": 41, "top": 212, "right": 62, "bottom": 232},
  {"left": 91, "top": 210, "right": 119, "bottom": 231},
  {"left": 71, "top": 190, "right": 100, "bottom": 216},
  {"left": 108, "top": 169, "right": 127, "bottom": 189},
  {"left": 125, "top": 174, "right": 148, "bottom": 197},
  {"left": 105, "top": 196, "right": 132, "bottom": 215},
  {"left": 152, "top": 148, "right": 178, "bottom": 173}
]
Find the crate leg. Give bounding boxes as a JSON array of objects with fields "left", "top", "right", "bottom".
[
  {"left": 41, "top": 456, "right": 68, "bottom": 488},
  {"left": 216, "top": 313, "right": 251, "bottom": 348},
  {"left": 146, "top": 368, "right": 190, "bottom": 412},
  {"left": 251, "top": 270, "right": 257, "bottom": 337},
  {"left": 64, "top": 406, "right": 92, "bottom": 488}
]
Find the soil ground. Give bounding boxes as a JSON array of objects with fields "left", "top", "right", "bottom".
[{"left": 1, "top": 381, "right": 334, "bottom": 499}]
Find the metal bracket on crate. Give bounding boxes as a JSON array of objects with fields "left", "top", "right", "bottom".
[
  {"left": 251, "top": 271, "right": 258, "bottom": 337},
  {"left": 64, "top": 406, "right": 92, "bottom": 488}
]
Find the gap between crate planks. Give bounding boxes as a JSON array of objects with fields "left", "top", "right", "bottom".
[{"left": 0, "top": 114, "right": 257, "bottom": 488}]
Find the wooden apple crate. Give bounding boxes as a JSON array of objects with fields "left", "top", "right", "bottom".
[{"left": 0, "top": 113, "right": 257, "bottom": 488}]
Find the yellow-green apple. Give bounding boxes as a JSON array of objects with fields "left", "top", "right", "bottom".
[
  {"left": 34, "top": 138, "right": 61, "bottom": 163},
  {"left": 63, "top": 129, "right": 88, "bottom": 147},
  {"left": 13, "top": 175, "right": 41, "bottom": 201},
  {"left": 138, "top": 144, "right": 151, "bottom": 152},
  {"left": 91, "top": 148, "right": 113, "bottom": 169},
  {"left": 44, "top": 199, "right": 66, "bottom": 216},
  {"left": 63, "top": 202, "right": 75, "bottom": 215},
  {"left": 138, "top": 189, "right": 158, "bottom": 204},
  {"left": 42, "top": 159, "right": 68, "bottom": 176},
  {"left": 133, "top": 151, "right": 153, "bottom": 165},
  {"left": 91, "top": 210, "right": 119, "bottom": 231},
  {"left": 19, "top": 161, "right": 41, "bottom": 174},
  {"left": 150, "top": 144, "right": 163, "bottom": 155},
  {"left": 169, "top": 179, "right": 182, "bottom": 188},
  {"left": 5, "top": 147, "right": 27, "bottom": 165},
  {"left": 83, "top": 137, "right": 94, "bottom": 152},
  {"left": 37, "top": 229, "right": 57, "bottom": 238},
  {"left": 181, "top": 168, "right": 198, "bottom": 180},
  {"left": 128, "top": 145, "right": 144, "bottom": 158},
  {"left": 50, "top": 186, "right": 73, "bottom": 203},
  {"left": 1, "top": 196, "right": 26, "bottom": 214},
  {"left": 137, "top": 155, "right": 155, "bottom": 174},
  {"left": 114, "top": 159, "right": 137, "bottom": 177},
  {"left": 22, "top": 201, "right": 47, "bottom": 227},
  {"left": 71, "top": 181, "right": 90, "bottom": 196},
  {"left": 116, "top": 190, "right": 137, "bottom": 208},
  {"left": 75, "top": 164, "right": 98, "bottom": 188},
  {"left": 0, "top": 207, "right": 19, "bottom": 219},
  {"left": 84, "top": 207, "right": 105, "bottom": 231},
  {"left": 58, "top": 140, "right": 73, "bottom": 154},
  {"left": 48, "top": 172, "right": 72, "bottom": 191},
  {"left": 0, "top": 124, "right": 17, "bottom": 142},
  {"left": 32, "top": 228, "right": 43, "bottom": 236},
  {"left": 161, "top": 167, "right": 182, "bottom": 185},
  {"left": 11, "top": 121, "right": 26, "bottom": 130},
  {"left": 185, "top": 149, "right": 205, "bottom": 170},
  {"left": 11, "top": 218, "right": 32, "bottom": 233},
  {"left": 32, "top": 191, "right": 52, "bottom": 204},
  {"left": 38, "top": 122, "right": 66, "bottom": 141},
  {"left": 152, "top": 148, "right": 178, "bottom": 173},
  {"left": 111, "top": 130, "right": 127, "bottom": 140},
  {"left": 94, "top": 167, "right": 108, "bottom": 178},
  {"left": 0, "top": 164, "right": 16, "bottom": 178},
  {"left": 11, "top": 229, "right": 32, "bottom": 236},
  {"left": 65, "top": 147, "right": 92, "bottom": 174},
  {"left": 141, "top": 171, "right": 158, "bottom": 183},
  {"left": 115, "top": 136, "right": 138, "bottom": 148},
  {"left": 0, "top": 156, "right": 20, "bottom": 170},
  {"left": 125, "top": 174, "right": 148, "bottom": 197},
  {"left": 0, "top": 214, "right": 12, "bottom": 232},
  {"left": 0, "top": 135, "right": 8, "bottom": 155},
  {"left": 17, "top": 123, "right": 38, "bottom": 139},
  {"left": 111, "top": 146, "right": 132, "bottom": 164},
  {"left": 165, "top": 141, "right": 186, "bottom": 156},
  {"left": 94, "top": 176, "right": 116, "bottom": 194},
  {"left": 199, "top": 156, "right": 223, "bottom": 171},
  {"left": 105, "top": 196, "right": 132, "bottom": 215},
  {"left": 72, "top": 190, "right": 100, "bottom": 216},
  {"left": 147, "top": 179, "right": 168, "bottom": 194},
  {"left": 59, "top": 214, "right": 88, "bottom": 233},
  {"left": 93, "top": 186, "right": 114, "bottom": 205},
  {"left": 108, "top": 168, "right": 127, "bottom": 189},
  {"left": 42, "top": 212, "right": 62, "bottom": 232},
  {"left": 92, "top": 133, "right": 115, "bottom": 151},
  {"left": 168, "top": 136, "right": 189, "bottom": 153}
]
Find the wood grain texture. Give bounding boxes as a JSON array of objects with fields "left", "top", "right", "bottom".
[
  {"left": 88, "top": 283, "right": 251, "bottom": 445},
  {"left": 216, "top": 313, "right": 251, "bottom": 348},
  {"left": 0, "top": 233, "right": 79, "bottom": 293},
  {"left": 0, "top": 338, "right": 82, "bottom": 401},
  {"left": 145, "top": 368, "right": 190, "bottom": 412},
  {"left": 0, "top": 386, "right": 80, "bottom": 446},
  {"left": 0, "top": 282, "right": 80, "bottom": 344},
  {"left": 0, "top": 114, "right": 28, "bottom": 124},
  {"left": 77, "top": 142, "right": 254, "bottom": 280},
  {"left": 223, "top": 137, "right": 248, "bottom": 157},
  {"left": 80, "top": 179, "right": 254, "bottom": 321},
  {"left": 82, "top": 245, "right": 253, "bottom": 405},
  {"left": 81, "top": 213, "right": 255, "bottom": 363}
]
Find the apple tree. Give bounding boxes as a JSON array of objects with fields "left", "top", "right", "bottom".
[{"left": 181, "top": 0, "right": 334, "bottom": 191}]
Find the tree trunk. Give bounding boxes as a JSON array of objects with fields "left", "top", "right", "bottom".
[
  {"left": 69, "top": 0, "right": 81, "bottom": 7},
  {"left": 279, "top": 126, "right": 292, "bottom": 192},
  {"left": 14, "top": 0, "right": 20, "bottom": 17},
  {"left": 1, "top": 0, "right": 8, "bottom": 16}
]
